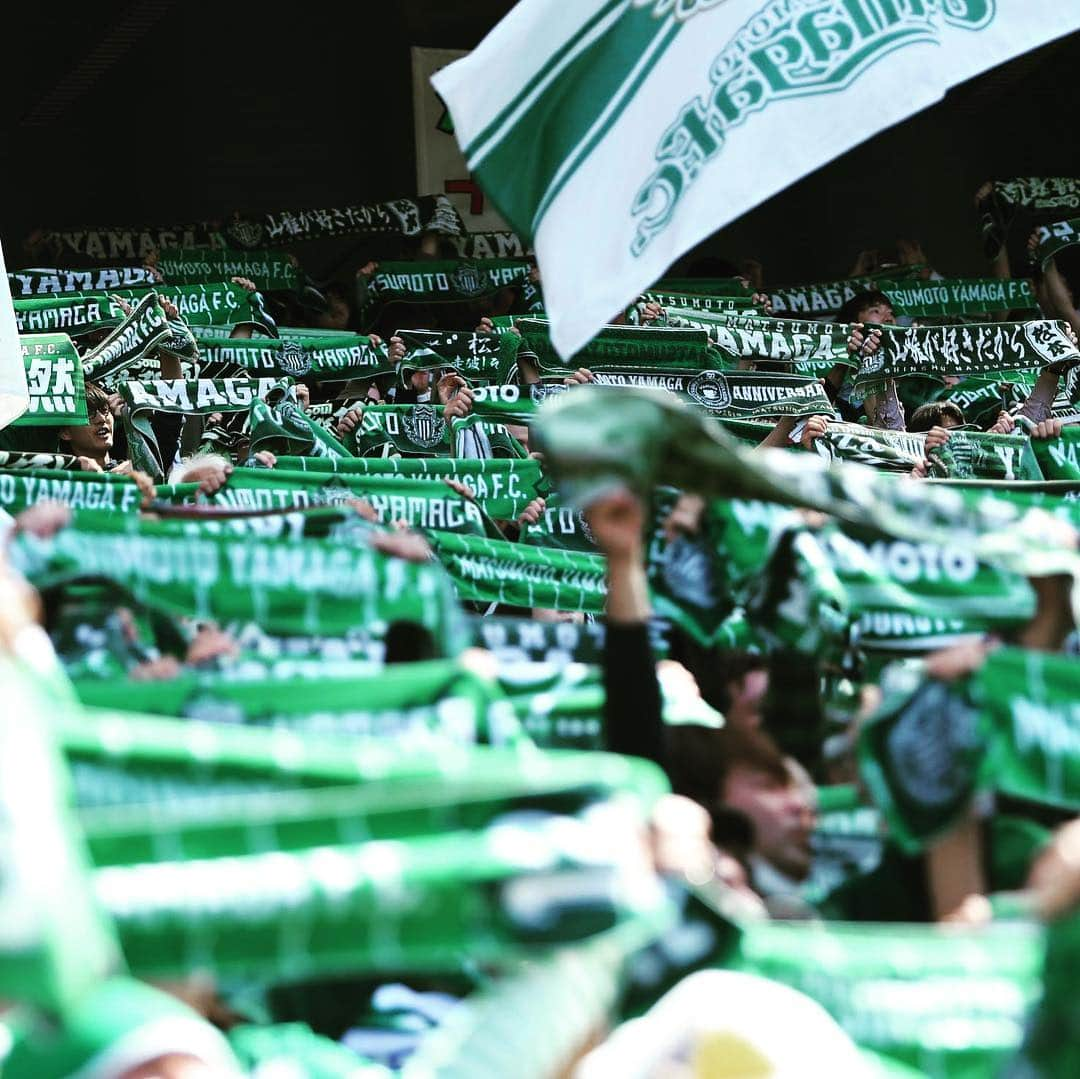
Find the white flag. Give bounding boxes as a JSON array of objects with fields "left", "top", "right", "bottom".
[
  {"left": 0, "top": 239, "right": 28, "bottom": 429},
  {"left": 433, "top": 1, "right": 1080, "bottom": 358}
]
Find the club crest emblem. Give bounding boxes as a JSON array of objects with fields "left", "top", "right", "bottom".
[
  {"left": 403, "top": 404, "right": 446, "bottom": 448},
  {"left": 450, "top": 262, "right": 488, "bottom": 298},
  {"left": 687, "top": 371, "right": 731, "bottom": 411},
  {"left": 278, "top": 340, "right": 312, "bottom": 378},
  {"left": 226, "top": 217, "right": 265, "bottom": 249}
]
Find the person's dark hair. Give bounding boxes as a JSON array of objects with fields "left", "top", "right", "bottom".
[
  {"left": 383, "top": 620, "right": 436, "bottom": 663},
  {"left": 665, "top": 725, "right": 790, "bottom": 809},
  {"left": 83, "top": 382, "right": 110, "bottom": 416},
  {"left": 908, "top": 401, "right": 965, "bottom": 432},
  {"left": 838, "top": 289, "right": 893, "bottom": 324}
]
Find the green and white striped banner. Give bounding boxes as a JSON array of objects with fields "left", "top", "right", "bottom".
[{"left": 433, "top": 1, "right": 1080, "bottom": 357}]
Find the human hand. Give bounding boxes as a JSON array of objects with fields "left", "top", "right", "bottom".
[
  {"left": 388, "top": 335, "right": 405, "bottom": 364},
  {"left": 251, "top": 450, "right": 276, "bottom": 468},
  {"left": 230, "top": 276, "right": 258, "bottom": 293},
  {"left": 368, "top": 528, "right": 433, "bottom": 563},
  {"left": 516, "top": 496, "right": 546, "bottom": 528},
  {"left": 13, "top": 502, "right": 71, "bottom": 539},
  {"left": 563, "top": 367, "right": 595, "bottom": 387},
  {"left": 987, "top": 411, "right": 1015, "bottom": 435},
  {"left": 1031, "top": 418, "right": 1064, "bottom": 440},
  {"left": 196, "top": 461, "right": 232, "bottom": 496},
  {"left": 335, "top": 407, "right": 364, "bottom": 438},
  {"left": 924, "top": 425, "right": 952, "bottom": 453},
  {"left": 798, "top": 414, "right": 830, "bottom": 450},
  {"left": 586, "top": 487, "right": 645, "bottom": 562},
  {"left": 896, "top": 238, "right": 927, "bottom": 267},
  {"left": 662, "top": 492, "right": 704, "bottom": 541},
  {"left": 639, "top": 300, "right": 663, "bottom": 323},
  {"left": 129, "top": 656, "right": 183, "bottom": 681},
  {"left": 186, "top": 623, "right": 239, "bottom": 666},
  {"left": 475, "top": 316, "right": 495, "bottom": 333},
  {"left": 76, "top": 456, "right": 104, "bottom": 472},
  {"left": 357, "top": 261, "right": 378, "bottom": 277},
  {"left": 850, "top": 249, "right": 878, "bottom": 276},
  {"left": 847, "top": 322, "right": 882, "bottom": 356},
  {"left": 443, "top": 477, "right": 477, "bottom": 503}
]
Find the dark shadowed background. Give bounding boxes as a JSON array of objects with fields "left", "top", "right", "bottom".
[{"left": 4, "top": 3, "right": 1079, "bottom": 284}]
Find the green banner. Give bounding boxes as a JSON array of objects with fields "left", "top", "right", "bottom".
[
  {"left": 14, "top": 294, "right": 124, "bottom": 336},
  {"left": 396, "top": 329, "right": 519, "bottom": 384},
  {"left": 12, "top": 333, "right": 87, "bottom": 426},
  {"left": 360, "top": 260, "right": 531, "bottom": 320},
  {"left": 1032, "top": 426, "right": 1080, "bottom": 480},
  {"left": 158, "top": 247, "right": 300, "bottom": 291},
  {"left": 192, "top": 331, "right": 393, "bottom": 382},
  {"left": 8, "top": 265, "right": 158, "bottom": 297},
  {"left": 0, "top": 468, "right": 156, "bottom": 516}
]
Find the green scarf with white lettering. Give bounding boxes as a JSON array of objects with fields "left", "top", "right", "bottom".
[
  {"left": 8, "top": 266, "right": 159, "bottom": 297},
  {"left": 860, "top": 648, "right": 1080, "bottom": 852},
  {"left": 192, "top": 330, "right": 393, "bottom": 382},
  {"left": 80, "top": 293, "right": 172, "bottom": 385},
  {"left": 12, "top": 334, "right": 87, "bottom": 426},
  {"left": 346, "top": 404, "right": 524, "bottom": 460},
  {"left": 14, "top": 294, "right": 125, "bottom": 337},
  {"left": 0, "top": 468, "right": 160, "bottom": 516},
  {"left": 157, "top": 247, "right": 300, "bottom": 291},
  {"left": 160, "top": 468, "right": 495, "bottom": 537},
  {"left": 359, "top": 260, "right": 532, "bottom": 324},
  {"left": 13, "top": 510, "right": 467, "bottom": 649},
  {"left": 882, "top": 277, "right": 1037, "bottom": 317},
  {"left": 428, "top": 531, "right": 607, "bottom": 614},
  {"left": 396, "top": 328, "right": 521, "bottom": 384},
  {"left": 1031, "top": 425, "right": 1080, "bottom": 480},
  {"left": 118, "top": 377, "right": 281, "bottom": 477},
  {"left": 263, "top": 455, "right": 547, "bottom": 520},
  {"left": 811, "top": 421, "right": 1044, "bottom": 481},
  {"left": 74, "top": 282, "right": 258, "bottom": 328},
  {"left": 978, "top": 178, "right": 1080, "bottom": 257},
  {"left": 766, "top": 263, "right": 926, "bottom": 317},
  {"left": 854, "top": 320, "right": 1080, "bottom": 390}
]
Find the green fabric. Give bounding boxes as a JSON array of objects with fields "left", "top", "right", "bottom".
[
  {"left": 0, "top": 468, "right": 154, "bottom": 516},
  {"left": 0, "top": 657, "right": 121, "bottom": 1012},
  {"left": 733, "top": 919, "right": 1045, "bottom": 1077},
  {"left": 230, "top": 1023, "right": 389, "bottom": 1078},
  {"left": 931, "top": 375, "right": 1032, "bottom": 430},
  {"left": 360, "top": 260, "right": 531, "bottom": 321},
  {"left": 264, "top": 455, "right": 548, "bottom": 520},
  {"left": 516, "top": 318, "right": 723, "bottom": 377},
  {"left": 881, "top": 277, "right": 1037, "bottom": 317},
  {"left": 765, "top": 264, "right": 927, "bottom": 316},
  {"left": 855, "top": 321, "right": 1080, "bottom": 389},
  {"left": 12, "top": 333, "right": 87, "bottom": 426},
  {"left": 664, "top": 310, "right": 854, "bottom": 375},
  {"left": 428, "top": 530, "right": 607, "bottom": 614},
  {"left": 157, "top": 247, "right": 300, "bottom": 291},
  {"left": 247, "top": 383, "right": 353, "bottom": 460},
  {"left": 8, "top": 265, "right": 159, "bottom": 297},
  {"left": 72, "top": 658, "right": 519, "bottom": 747},
  {"left": 12, "top": 510, "right": 467, "bottom": 650},
  {"left": 346, "top": 404, "right": 522, "bottom": 460},
  {"left": 534, "top": 387, "right": 1080, "bottom": 588},
  {"left": 812, "top": 422, "right": 1044, "bottom": 481},
  {"left": 1032, "top": 425, "right": 1080, "bottom": 480},
  {"left": 14, "top": 294, "right": 125, "bottom": 336},
  {"left": 80, "top": 292, "right": 172, "bottom": 385},
  {"left": 470, "top": 614, "right": 607, "bottom": 665},
  {"left": 639, "top": 289, "right": 760, "bottom": 314},
  {"left": 192, "top": 330, "right": 394, "bottom": 382},
  {"left": 859, "top": 649, "right": 1080, "bottom": 852},
  {"left": 396, "top": 328, "right": 520, "bottom": 384},
  {"left": 231, "top": 194, "right": 465, "bottom": 246}
]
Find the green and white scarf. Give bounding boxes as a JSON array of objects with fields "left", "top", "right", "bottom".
[
  {"left": 979, "top": 178, "right": 1080, "bottom": 256},
  {"left": 766, "top": 264, "right": 926, "bottom": 317},
  {"left": 14, "top": 510, "right": 466, "bottom": 647},
  {"left": 0, "top": 468, "right": 154, "bottom": 516},
  {"left": 1032, "top": 425, "right": 1080, "bottom": 480},
  {"left": 229, "top": 194, "right": 465, "bottom": 247},
  {"left": 883, "top": 277, "right": 1037, "bottom": 317},
  {"left": 516, "top": 319, "right": 721, "bottom": 377},
  {"left": 734, "top": 919, "right": 1044, "bottom": 1076},
  {"left": 428, "top": 531, "right": 608, "bottom": 614},
  {"left": 119, "top": 377, "right": 279, "bottom": 477},
  {"left": 931, "top": 374, "right": 1033, "bottom": 430},
  {"left": 639, "top": 290, "right": 759, "bottom": 315},
  {"left": 12, "top": 334, "right": 87, "bottom": 426},
  {"left": 264, "top": 456, "right": 547, "bottom": 520},
  {"left": 8, "top": 266, "right": 158, "bottom": 297},
  {"left": 860, "top": 649, "right": 1080, "bottom": 852},
  {"left": 192, "top": 331, "right": 393, "bottom": 382},
  {"left": 396, "top": 329, "right": 520, "bottom": 384},
  {"left": 14, "top": 294, "right": 124, "bottom": 337},
  {"left": 162, "top": 469, "right": 492, "bottom": 536},
  {"left": 855, "top": 320, "right": 1080, "bottom": 389},
  {"left": 34, "top": 197, "right": 465, "bottom": 261},
  {"left": 359, "top": 260, "right": 533, "bottom": 321},
  {"left": 0, "top": 451, "right": 84, "bottom": 472},
  {"left": 470, "top": 614, "right": 607, "bottom": 666},
  {"left": 811, "top": 422, "right": 1044, "bottom": 481},
  {"left": 666, "top": 311, "right": 853, "bottom": 374},
  {"left": 80, "top": 293, "right": 172, "bottom": 385},
  {"left": 247, "top": 384, "right": 352, "bottom": 460},
  {"left": 346, "top": 404, "right": 522, "bottom": 460},
  {"left": 73, "top": 658, "right": 517, "bottom": 747},
  {"left": 85, "top": 281, "right": 256, "bottom": 328},
  {"left": 157, "top": 247, "right": 300, "bottom": 291}
]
